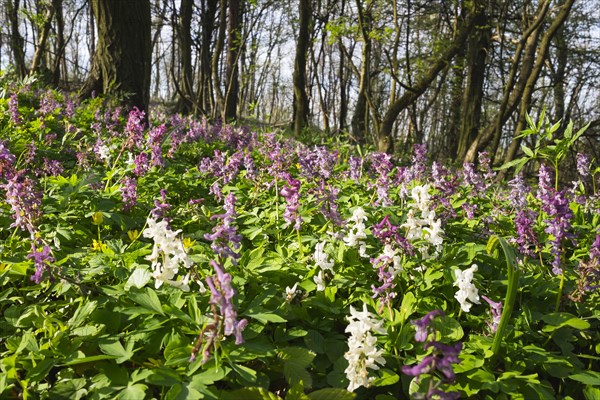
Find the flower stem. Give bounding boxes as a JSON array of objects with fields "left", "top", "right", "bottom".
[{"left": 555, "top": 271, "right": 565, "bottom": 313}]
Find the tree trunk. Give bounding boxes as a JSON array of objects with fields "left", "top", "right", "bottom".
[
  {"left": 501, "top": 0, "right": 575, "bottom": 166},
  {"left": 212, "top": 0, "right": 227, "bottom": 119},
  {"left": 223, "top": 0, "right": 242, "bottom": 121},
  {"left": 200, "top": 0, "right": 218, "bottom": 113},
  {"left": 377, "top": 10, "right": 475, "bottom": 154},
  {"left": 79, "top": 0, "right": 152, "bottom": 114},
  {"left": 463, "top": 0, "right": 550, "bottom": 163},
  {"left": 52, "top": 0, "right": 66, "bottom": 86},
  {"left": 292, "top": 0, "right": 311, "bottom": 135},
  {"left": 6, "top": 0, "right": 27, "bottom": 79},
  {"left": 455, "top": 3, "right": 490, "bottom": 161},
  {"left": 30, "top": 2, "right": 56, "bottom": 77},
  {"left": 350, "top": 0, "right": 371, "bottom": 145},
  {"left": 176, "top": 0, "right": 195, "bottom": 114}
]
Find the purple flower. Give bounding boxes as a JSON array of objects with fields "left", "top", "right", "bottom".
[
  {"left": 372, "top": 215, "right": 413, "bottom": 255},
  {"left": 151, "top": 189, "right": 171, "bottom": 219},
  {"left": 577, "top": 153, "right": 590, "bottom": 178},
  {"left": 133, "top": 152, "right": 150, "bottom": 176},
  {"left": 280, "top": 173, "right": 302, "bottom": 230},
  {"left": 349, "top": 156, "right": 363, "bottom": 181},
  {"left": 411, "top": 310, "right": 444, "bottom": 342},
  {"left": 124, "top": 107, "right": 146, "bottom": 150},
  {"left": 43, "top": 158, "right": 64, "bottom": 177},
  {"left": 206, "top": 260, "right": 247, "bottom": 344},
  {"left": 0, "top": 141, "right": 16, "bottom": 177},
  {"left": 481, "top": 295, "right": 503, "bottom": 333},
  {"left": 513, "top": 209, "right": 538, "bottom": 257},
  {"left": 462, "top": 162, "right": 485, "bottom": 192},
  {"left": 148, "top": 124, "right": 167, "bottom": 167},
  {"left": 27, "top": 244, "right": 54, "bottom": 284},
  {"left": 2, "top": 170, "right": 42, "bottom": 235},
  {"left": 411, "top": 144, "right": 427, "bottom": 181},
  {"left": 402, "top": 342, "right": 462, "bottom": 382},
  {"left": 120, "top": 177, "right": 138, "bottom": 211},
  {"left": 298, "top": 146, "right": 338, "bottom": 180},
  {"left": 204, "top": 193, "right": 242, "bottom": 263},
  {"left": 8, "top": 93, "right": 22, "bottom": 125}
]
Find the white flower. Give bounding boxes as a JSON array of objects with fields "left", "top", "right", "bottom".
[
  {"left": 411, "top": 184, "right": 431, "bottom": 212},
  {"left": 97, "top": 144, "right": 111, "bottom": 163},
  {"left": 344, "top": 303, "right": 387, "bottom": 392},
  {"left": 344, "top": 208, "right": 368, "bottom": 248},
  {"left": 423, "top": 218, "right": 444, "bottom": 249},
  {"left": 454, "top": 264, "right": 480, "bottom": 312},
  {"left": 314, "top": 241, "right": 334, "bottom": 271},
  {"left": 142, "top": 217, "right": 194, "bottom": 291},
  {"left": 314, "top": 270, "right": 326, "bottom": 291},
  {"left": 285, "top": 282, "right": 299, "bottom": 302}
]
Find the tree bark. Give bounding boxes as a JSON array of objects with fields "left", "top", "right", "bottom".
[
  {"left": 212, "top": 0, "right": 227, "bottom": 119},
  {"left": 79, "top": 0, "right": 152, "bottom": 114},
  {"left": 501, "top": 0, "right": 575, "bottom": 166},
  {"left": 350, "top": 0, "right": 371, "bottom": 145},
  {"left": 30, "top": 2, "right": 56, "bottom": 77},
  {"left": 176, "top": 0, "right": 195, "bottom": 114},
  {"left": 292, "top": 0, "right": 311, "bottom": 135},
  {"left": 455, "top": 2, "right": 490, "bottom": 160},
  {"left": 6, "top": 0, "right": 27, "bottom": 79},
  {"left": 377, "top": 9, "right": 475, "bottom": 154},
  {"left": 223, "top": 0, "right": 242, "bottom": 121}
]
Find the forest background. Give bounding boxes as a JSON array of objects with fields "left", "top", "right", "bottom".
[{"left": 1, "top": 0, "right": 600, "bottom": 170}]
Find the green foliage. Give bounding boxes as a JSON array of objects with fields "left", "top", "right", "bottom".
[{"left": 0, "top": 85, "right": 598, "bottom": 400}]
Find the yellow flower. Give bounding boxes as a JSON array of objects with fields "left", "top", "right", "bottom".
[
  {"left": 183, "top": 237, "right": 195, "bottom": 249},
  {"left": 127, "top": 230, "right": 140, "bottom": 241},
  {"left": 92, "top": 239, "right": 107, "bottom": 252},
  {"left": 91, "top": 212, "right": 104, "bottom": 225}
]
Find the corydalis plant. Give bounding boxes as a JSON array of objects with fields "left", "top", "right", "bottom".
[
  {"left": 204, "top": 192, "right": 242, "bottom": 264},
  {"left": 344, "top": 303, "right": 387, "bottom": 392},
  {"left": 142, "top": 217, "right": 193, "bottom": 291}
]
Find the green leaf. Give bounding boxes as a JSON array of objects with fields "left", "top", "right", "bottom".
[
  {"left": 433, "top": 316, "right": 464, "bottom": 341},
  {"left": 398, "top": 291, "right": 416, "bottom": 324},
  {"left": 99, "top": 338, "right": 135, "bottom": 364},
  {"left": 125, "top": 267, "right": 152, "bottom": 290},
  {"left": 230, "top": 363, "right": 258, "bottom": 383},
  {"left": 62, "top": 354, "right": 119, "bottom": 366},
  {"left": 307, "top": 388, "right": 356, "bottom": 400},
  {"left": 279, "top": 347, "right": 315, "bottom": 388},
  {"left": 220, "top": 387, "right": 282, "bottom": 400},
  {"left": 584, "top": 386, "right": 600, "bottom": 400},
  {"left": 568, "top": 371, "right": 600, "bottom": 385},
  {"left": 68, "top": 300, "right": 98, "bottom": 329},
  {"left": 521, "top": 143, "right": 534, "bottom": 157},
  {"left": 541, "top": 313, "right": 591, "bottom": 332},
  {"left": 128, "top": 287, "right": 164, "bottom": 315},
  {"left": 304, "top": 330, "right": 326, "bottom": 353},
  {"left": 245, "top": 312, "right": 287, "bottom": 324},
  {"left": 371, "top": 368, "right": 399, "bottom": 387},
  {"left": 116, "top": 384, "right": 148, "bottom": 400}
]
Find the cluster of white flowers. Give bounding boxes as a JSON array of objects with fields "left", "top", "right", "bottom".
[
  {"left": 344, "top": 303, "right": 387, "bottom": 392},
  {"left": 143, "top": 217, "right": 194, "bottom": 291},
  {"left": 97, "top": 144, "right": 111, "bottom": 164},
  {"left": 381, "top": 243, "right": 403, "bottom": 275},
  {"left": 284, "top": 282, "right": 299, "bottom": 303},
  {"left": 454, "top": 264, "right": 480, "bottom": 312},
  {"left": 343, "top": 207, "right": 368, "bottom": 257},
  {"left": 401, "top": 184, "right": 444, "bottom": 257},
  {"left": 312, "top": 241, "right": 334, "bottom": 291}
]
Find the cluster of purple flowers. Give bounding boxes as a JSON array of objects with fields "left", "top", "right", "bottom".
[
  {"left": 348, "top": 156, "right": 363, "bottom": 181},
  {"left": 297, "top": 145, "right": 338, "bottom": 181},
  {"left": 204, "top": 193, "right": 242, "bottom": 263},
  {"left": 27, "top": 243, "right": 54, "bottom": 284},
  {"left": 151, "top": 189, "right": 171, "bottom": 220},
  {"left": 205, "top": 260, "right": 248, "bottom": 345},
  {"left": 2, "top": 169, "right": 42, "bottom": 236},
  {"left": 147, "top": 124, "right": 167, "bottom": 167},
  {"left": 402, "top": 310, "right": 462, "bottom": 399},
  {"left": 367, "top": 152, "right": 393, "bottom": 206},
  {"left": 537, "top": 165, "right": 574, "bottom": 275},
  {"left": 8, "top": 93, "right": 22, "bottom": 125},
  {"left": 315, "top": 181, "right": 344, "bottom": 226},
  {"left": 280, "top": 173, "right": 302, "bottom": 230},
  {"left": 120, "top": 177, "right": 138, "bottom": 211},
  {"left": 372, "top": 215, "right": 414, "bottom": 255},
  {"left": 124, "top": 107, "right": 146, "bottom": 150},
  {"left": 198, "top": 150, "right": 244, "bottom": 200},
  {"left": 431, "top": 162, "right": 459, "bottom": 220}
]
